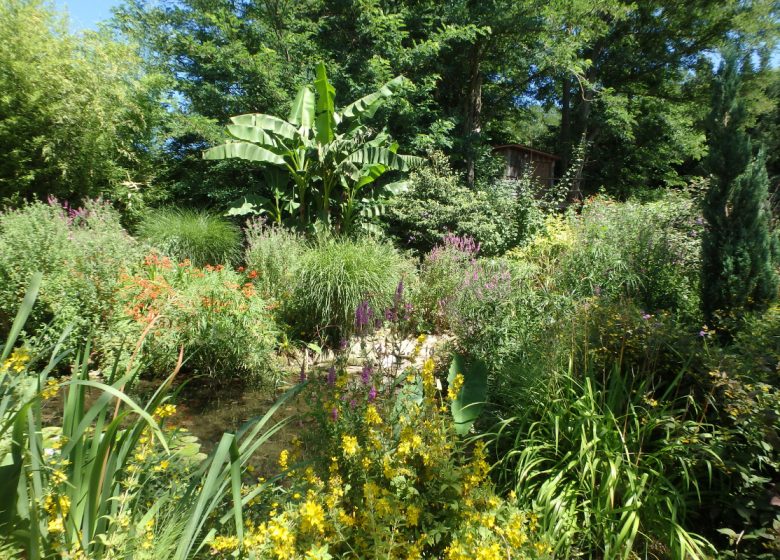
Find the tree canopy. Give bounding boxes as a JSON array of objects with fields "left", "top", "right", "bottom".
[{"left": 1, "top": 0, "right": 779, "bottom": 206}]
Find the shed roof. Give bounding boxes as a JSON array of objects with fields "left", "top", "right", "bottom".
[{"left": 492, "top": 144, "right": 560, "bottom": 161}]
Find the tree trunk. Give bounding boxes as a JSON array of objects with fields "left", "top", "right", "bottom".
[
  {"left": 464, "top": 40, "right": 483, "bottom": 189},
  {"left": 560, "top": 73, "right": 572, "bottom": 173}
]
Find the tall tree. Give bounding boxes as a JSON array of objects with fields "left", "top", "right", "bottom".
[
  {"left": 0, "top": 0, "right": 163, "bottom": 205},
  {"left": 701, "top": 51, "right": 778, "bottom": 325}
]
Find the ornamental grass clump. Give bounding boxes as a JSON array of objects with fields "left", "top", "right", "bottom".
[
  {"left": 492, "top": 356, "right": 721, "bottom": 559},
  {"left": 243, "top": 219, "right": 306, "bottom": 301},
  {"left": 137, "top": 208, "right": 241, "bottom": 267},
  {"left": 288, "top": 236, "right": 413, "bottom": 343}
]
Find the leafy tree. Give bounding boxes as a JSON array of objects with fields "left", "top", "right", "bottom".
[
  {"left": 554, "top": 0, "right": 777, "bottom": 196},
  {"left": 112, "top": 0, "right": 320, "bottom": 207},
  {"left": 204, "top": 63, "right": 422, "bottom": 232},
  {"left": 701, "top": 51, "right": 778, "bottom": 325},
  {"left": 0, "top": 0, "right": 164, "bottom": 205}
]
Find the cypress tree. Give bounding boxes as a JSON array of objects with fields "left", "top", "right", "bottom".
[{"left": 701, "top": 51, "right": 778, "bottom": 326}]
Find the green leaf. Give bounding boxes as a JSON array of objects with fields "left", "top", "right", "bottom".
[
  {"left": 225, "top": 195, "right": 268, "bottom": 217},
  {"left": 289, "top": 85, "right": 315, "bottom": 133},
  {"left": 341, "top": 75, "right": 406, "bottom": 121},
  {"left": 346, "top": 148, "right": 423, "bottom": 171},
  {"left": 203, "top": 142, "right": 286, "bottom": 166},
  {"left": 226, "top": 124, "right": 276, "bottom": 146},
  {"left": 447, "top": 354, "right": 488, "bottom": 436},
  {"left": 229, "top": 113, "right": 298, "bottom": 140},
  {"left": 313, "top": 62, "right": 335, "bottom": 145}
]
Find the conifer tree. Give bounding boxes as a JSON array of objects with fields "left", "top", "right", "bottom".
[{"left": 701, "top": 51, "right": 778, "bottom": 325}]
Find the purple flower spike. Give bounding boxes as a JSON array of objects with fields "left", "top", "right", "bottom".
[
  {"left": 368, "top": 386, "right": 377, "bottom": 402},
  {"left": 360, "top": 364, "right": 373, "bottom": 384},
  {"left": 355, "top": 300, "right": 373, "bottom": 331},
  {"left": 327, "top": 366, "right": 337, "bottom": 386},
  {"left": 331, "top": 407, "right": 339, "bottom": 421}
]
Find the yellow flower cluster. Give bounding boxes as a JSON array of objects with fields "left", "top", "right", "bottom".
[
  {"left": 341, "top": 435, "right": 359, "bottom": 458},
  {"left": 299, "top": 495, "right": 326, "bottom": 534},
  {"left": 364, "top": 404, "right": 382, "bottom": 426},
  {"left": 448, "top": 373, "right": 464, "bottom": 401},
  {"left": 153, "top": 403, "right": 177, "bottom": 419},
  {"left": 209, "top": 358, "right": 549, "bottom": 560},
  {"left": 44, "top": 494, "right": 71, "bottom": 534},
  {"left": 42, "top": 378, "right": 59, "bottom": 400},
  {"left": 1, "top": 346, "right": 30, "bottom": 374}
]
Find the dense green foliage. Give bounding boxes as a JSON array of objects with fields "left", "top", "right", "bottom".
[
  {"left": 386, "top": 152, "right": 543, "bottom": 256},
  {"left": 702, "top": 52, "right": 779, "bottom": 325},
  {"left": 0, "top": 1, "right": 778, "bottom": 559},
  {"left": 0, "top": 0, "right": 164, "bottom": 205},
  {"left": 136, "top": 208, "right": 242, "bottom": 267},
  {"left": 0, "top": 200, "right": 140, "bottom": 351}
]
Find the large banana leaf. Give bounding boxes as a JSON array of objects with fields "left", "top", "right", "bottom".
[
  {"left": 288, "top": 85, "right": 316, "bottom": 134},
  {"left": 341, "top": 75, "right": 406, "bottom": 121},
  {"left": 346, "top": 147, "right": 424, "bottom": 171},
  {"left": 352, "top": 163, "right": 388, "bottom": 189},
  {"left": 203, "top": 142, "right": 286, "bottom": 166},
  {"left": 313, "top": 62, "right": 335, "bottom": 145},
  {"left": 229, "top": 113, "right": 298, "bottom": 141},
  {"left": 225, "top": 124, "right": 277, "bottom": 147},
  {"left": 448, "top": 354, "right": 488, "bottom": 436}
]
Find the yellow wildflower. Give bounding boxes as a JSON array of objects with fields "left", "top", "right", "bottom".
[
  {"left": 341, "top": 435, "right": 359, "bottom": 458},
  {"left": 278, "top": 449, "right": 289, "bottom": 470},
  {"left": 2, "top": 347, "right": 31, "bottom": 373},
  {"left": 364, "top": 404, "right": 382, "bottom": 426},
  {"left": 153, "top": 403, "right": 177, "bottom": 419},
  {"left": 299, "top": 497, "right": 326, "bottom": 534},
  {"left": 41, "top": 378, "right": 59, "bottom": 400},
  {"left": 210, "top": 535, "right": 239, "bottom": 553},
  {"left": 448, "top": 373, "right": 464, "bottom": 401}
]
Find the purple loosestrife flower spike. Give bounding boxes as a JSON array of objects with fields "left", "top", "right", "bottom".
[
  {"left": 355, "top": 300, "right": 372, "bottom": 331},
  {"left": 327, "top": 366, "right": 336, "bottom": 386},
  {"left": 368, "top": 386, "right": 377, "bottom": 402},
  {"left": 361, "top": 364, "right": 373, "bottom": 384}
]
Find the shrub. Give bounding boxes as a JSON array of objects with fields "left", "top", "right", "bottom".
[
  {"left": 385, "top": 151, "right": 542, "bottom": 256},
  {"left": 244, "top": 220, "right": 306, "bottom": 301},
  {"left": 105, "top": 254, "right": 278, "bottom": 382},
  {"left": 137, "top": 208, "right": 241, "bottom": 267},
  {"left": 413, "top": 235, "right": 481, "bottom": 332},
  {"left": 557, "top": 192, "right": 703, "bottom": 319},
  {"left": 414, "top": 235, "right": 573, "bottom": 389},
  {"left": 288, "top": 236, "right": 412, "bottom": 343},
  {"left": 0, "top": 199, "right": 140, "bottom": 351}
]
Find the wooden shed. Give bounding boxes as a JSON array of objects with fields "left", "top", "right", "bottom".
[{"left": 492, "top": 144, "right": 559, "bottom": 187}]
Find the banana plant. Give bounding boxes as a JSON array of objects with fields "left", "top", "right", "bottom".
[{"left": 204, "top": 63, "right": 423, "bottom": 232}]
